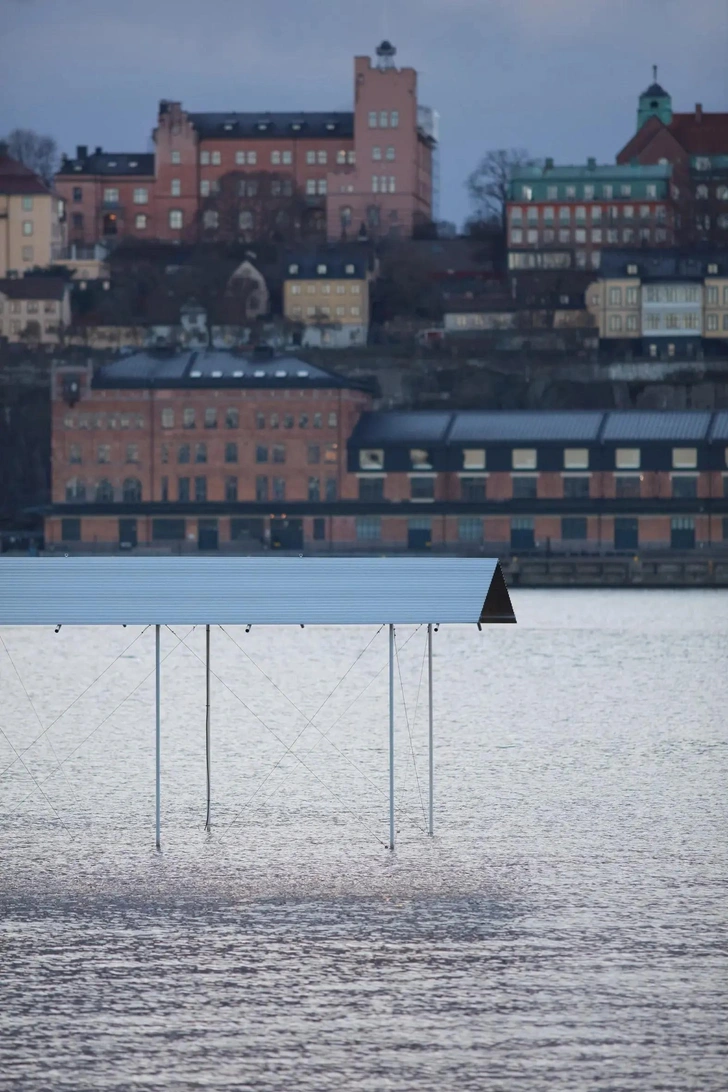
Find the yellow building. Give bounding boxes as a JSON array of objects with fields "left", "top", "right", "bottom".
[
  {"left": 0, "top": 152, "right": 64, "bottom": 277},
  {"left": 0, "top": 278, "right": 72, "bottom": 345},
  {"left": 283, "top": 254, "right": 370, "bottom": 347}
]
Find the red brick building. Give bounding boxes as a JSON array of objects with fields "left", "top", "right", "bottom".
[{"left": 56, "top": 42, "right": 435, "bottom": 249}]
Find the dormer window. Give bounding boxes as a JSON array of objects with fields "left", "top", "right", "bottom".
[
  {"left": 708, "top": 263, "right": 718, "bottom": 274},
  {"left": 288, "top": 263, "right": 299, "bottom": 275},
  {"left": 463, "top": 449, "right": 486, "bottom": 470},
  {"left": 291, "top": 123, "right": 302, "bottom": 131},
  {"left": 257, "top": 122, "right": 269, "bottom": 131},
  {"left": 627, "top": 263, "right": 638, "bottom": 275},
  {"left": 129, "top": 160, "right": 138, "bottom": 167},
  {"left": 345, "top": 263, "right": 355, "bottom": 274},
  {"left": 107, "top": 160, "right": 117, "bottom": 167},
  {"left": 316, "top": 264, "right": 327, "bottom": 274},
  {"left": 325, "top": 122, "right": 336, "bottom": 131},
  {"left": 410, "top": 448, "right": 432, "bottom": 470},
  {"left": 360, "top": 449, "right": 384, "bottom": 470}
]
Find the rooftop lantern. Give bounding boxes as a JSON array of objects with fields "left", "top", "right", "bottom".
[{"left": 375, "top": 40, "right": 397, "bottom": 71}]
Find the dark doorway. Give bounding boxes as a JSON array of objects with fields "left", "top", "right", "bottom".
[
  {"left": 671, "top": 518, "right": 695, "bottom": 550},
  {"left": 119, "top": 518, "right": 137, "bottom": 550},
  {"left": 271, "top": 518, "right": 304, "bottom": 550},
  {"left": 102, "top": 212, "right": 118, "bottom": 236},
  {"left": 510, "top": 519, "right": 535, "bottom": 551},
  {"left": 614, "top": 517, "right": 638, "bottom": 551},
  {"left": 230, "top": 518, "right": 265, "bottom": 548},
  {"left": 198, "top": 518, "right": 219, "bottom": 551},
  {"left": 407, "top": 519, "right": 432, "bottom": 551}
]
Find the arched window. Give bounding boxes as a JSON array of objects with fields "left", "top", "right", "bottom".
[
  {"left": 65, "top": 478, "right": 86, "bottom": 502},
  {"left": 122, "top": 477, "right": 142, "bottom": 502},
  {"left": 95, "top": 479, "right": 114, "bottom": 503}
]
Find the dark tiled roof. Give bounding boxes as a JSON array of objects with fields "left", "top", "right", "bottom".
[
  {"left": 0, "top": 154, "right": 49, "bottom": 196},
  {"left": 189, "top": 112, "right": 354, "bottom": 140},
  {"left": 709, "top": 412, "right": 728, "bottom": 442},
  {"left": 601, "top": 412, "right": 712, "bottom": 442},
  {"left": 668, "top": 112, "right": 728, "bottom": 156},
  {"left": 350, "top": 412, "right": 454, "bottom": 446},
  {"left": 0, "top": 277, "right": 68, "bottom": 301},
  {"left": 285, "top": 253, "right": 369, "bottom": 279},
  {"left": 598, "top": 249, "right": 726, "bottom": 279},
  {"left": 642, "top": 82, "right": 670, "bottom": 98},
  {"left": 92, "top": 349, "right": 367, "bottom": 390},
  {"left": 57, "top": 152, "right": 155, "bottom": 177},
  {"left": 449, "top": 412, "right": 604, "bottom": 443}
]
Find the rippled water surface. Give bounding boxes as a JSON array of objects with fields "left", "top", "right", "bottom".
[{"left": 1, "top": 590, "right": 726, "bottom": 1090}]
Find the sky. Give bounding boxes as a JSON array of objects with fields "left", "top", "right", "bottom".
[{"left": 2, "top": 0, "right": 727, "bottom": 228}]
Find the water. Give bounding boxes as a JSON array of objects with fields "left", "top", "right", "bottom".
[{"left": 1, "top": 590, "right": 726, "bottom": 1090}]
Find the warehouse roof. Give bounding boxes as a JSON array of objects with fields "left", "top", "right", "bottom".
[
  {"left": 92, "top": 348, "right": 369, "bottom": 391},
  {"left": 350, "top": 412, "right": 454, "bottom": 446},
  {"left": 708, "top": 411, "right": 728, "bottom": 442},
  {"left": 601, "top": 411, "right": 713, "bottom": 442},
  {"left": 449, "top": 411, "right": 603, "bottom": 443}
]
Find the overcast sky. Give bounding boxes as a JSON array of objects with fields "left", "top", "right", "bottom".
[{"left": 2, "top": 0, "right": 727, "bottom": 227}]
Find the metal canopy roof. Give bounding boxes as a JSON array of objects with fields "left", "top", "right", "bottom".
[{"left": 0, "top": 557, "right": 515, "bottom": 626}]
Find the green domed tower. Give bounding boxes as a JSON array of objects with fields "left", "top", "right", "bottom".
[{"left": 637, "top": 66, "right": 673, "bottom": 130}]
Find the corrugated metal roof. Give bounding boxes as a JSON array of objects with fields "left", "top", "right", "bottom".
[
  {"left": 350, "top": 412, "right": 454, "bottom": 446},
  {"left": 709, "top": 411, "right": 728, "bottom": 442},
  {"left": 0, "top": 558, "right": 515, "bottom": 626},
  {"left": 449, "top": 411, "right": 603, "bottom": 443},
  {"left": 601, "top": 411, "right": 712, "bottom": 442},
  {"left": 92, "top": 350, "right": 361, "bottom": 390}
]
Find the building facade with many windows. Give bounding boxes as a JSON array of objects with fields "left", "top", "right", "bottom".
[
  {"left": 55, "top": 43, "right": 434, "bottom": 248},
  {"left": 507, "top": 160, "right": 675, "bottom": 272},
  {"left": 0, "top": 151, "right": 65, "bottom": 277}
]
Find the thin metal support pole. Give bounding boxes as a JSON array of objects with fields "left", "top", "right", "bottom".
[
  {"left": 428, "top": 623, "right": 434, "bottom": 836},
  {"left": 205, "top": 624, "right": 211, "bottom": 831},
  {"left": 389, "top": 623, "right": 395, "bottom": 850},
  {"left": 155, "top": 624, "right": 161, "bottom": 852}
]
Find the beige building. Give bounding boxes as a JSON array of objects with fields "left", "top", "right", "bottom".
[
  {"left": 587, "top": 275, "right": 642, "bottom": 338},
  {"left": 0, "top": 277, "right": 72, "bottom": 344},
  {"left": 283, "top": 254, "right": 370, "bottom": 347},
  {"left": 704, "top": 277, "right": 728, "bottom": 338},
  {"left": 0, "top": 152, "right": 65, "bottom": 277}
]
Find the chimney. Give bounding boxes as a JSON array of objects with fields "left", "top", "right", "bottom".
[
  {"left": 695, "top": 103, "right": 703, "bottom": 122},
  {"left": 544, "top": 157, "right": 554, "bottom": 171},
  {"left": 76, "top": 145, "right": 88, "bottom": 160},
  {"left": 587, "top": 157, "right": 596, "bottom": 170},
  {"left": 95, "top": 146, "right": 102, "bottom": 155}
]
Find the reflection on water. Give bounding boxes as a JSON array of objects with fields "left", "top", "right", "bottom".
[{"left": 1, "top": 591, "right": 726, "bottom": 1090}]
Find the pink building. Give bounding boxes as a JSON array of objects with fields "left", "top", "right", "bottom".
[
  {"left": 56, "top": 42, "right": 436, "bottom": 248},
  {"left": 327, "top": 42, "right": 436, "bottom": 241}
]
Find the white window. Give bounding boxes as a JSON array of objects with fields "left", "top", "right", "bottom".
[
  {"left": 372, "top": 146, "right": 382, "bottom": 160},
  {"left": 103, "top": 187, "right": 119, "bottom": 203},
  {"left": 203, "top": 209, "right": 218, "bottom": 229},
  {"left": 584, "top": 185, "right": 594, "bottom": 200},
  {"left": 510, "top": 228, "right": 523, "bottom": 244},
  {"left": 385, "top": 146, "right": 395, "bottom": 161},
  {"left": 170, "top": 178, "right": 181, "bottom": 196},
  {"left": 350, "top": 284, "right": 360, "bottom": 294},
  {"left": 463, "top": 449, "right": 486, "bottom": 470},
  {"left": 673, "top": 447, "right": 697, "bottom": 469},
  {"left": 368, "top": 111, "right": 377, "bottom": 127},
  {"left": 591, "top": 205, "right": 602, "bottom": 222},
  {"left": 135, "top": 213, "right": 147, "bottom": 229},
  {"left": 559, "top": 207, "right": 570, "bottom": 223},
  {"left": 200, "top": 179, "right": 210, "bottom": 196},
  {"left": 22, "top": 196, "right": 33, "bottom": 211},
  {"left": 211, "top": 151, "right": 221, "bottom": 165},
  {"left": 559, "top": 229, "right": 570, "bottom": 243},
  {"left": 547, "top": 185, "right": 558, "bottom": 200},
  {"left": 317, "top": 150, "right": 327, "bottom": 165},
  {"left": 350, "top": 306, "right": 360, "bottom": 316},
  {"left": 564, "top": 448, "right": 589, "bottom": 470},
  {"left": 239, "top": 210, "right": 253, "bottom": 230},
  {"left": 575, "top": 229, "right": 586, "bottom": 243},
  {"left": 527, "top": 229, "right": 538, "bottom": 244},
  {"left": 565, "top": 185, "right": 576, "bottom": 198},
  {"left": 22, "top": 221, "right": 33, "bottom": 236},
  {"left": 512, "top": 448, "right": 537, "bottom": 471},
  {"left": 646, "top": 183, "right": 657, "bottom": 198},
  {"left": 372, "top": 175, "right": 379, "bottom": 193},
  {"left": 603, "top": 184, "right": 613, "bottom": 198},
  {"left": 379, "top": 111, "right": 388, "bottom": 127},
  {"left": 282, "top": 150, "right": 292, "bottom": 164},
  {"left": 608, "top": 315, "right": 622, "bottom": 332},
  {"left": 626, "top": 314, "right": 639, "bottom": 332},
  {"left": 616, "top": 448, "right": 640, "bottom": 470},
  {"left": 171, "top": 150, "right": 181, "bottom": 164},
  {"left": 696, "top": 184, "right": 709, "bottom": 199},
  {"left": 521, "top": 185, "right": 533, "bottom": 200},
  {"left": 306, "top": 150, "right": 316, "bottom": 165},
  {"left": 388, "top": 176, "right": 395, "bottom": 193},
  {"left": 200, "top": 151, "right": 210, "bottom": 165},
  {"left": 608, "top": 287, "right": 622, "bottom": 306},
  {"left": 133, "top": 187, "right": 148, "bottom": 204},
  {"left": 591, "top": 229, "right": 602, "bottom": 243},
  {"left": 317, "top": 179, "right": 327, "bottom": 194},
  {"left": 271, "top": 150, "right": 281, "bottom": 164},
  {"left": 510, "top": 207, "right": 523, "bottom": 224},
  {"left": 626, "top": 286, "right": 638, "bottom": 305},
  {"left": 639, "top": 205, "right": 650, "bottom": 219},
  {"left": 161, "top": 408, "right": 174, "bottom": 428},
  {"left": 543, "top": 206, "right": 555, "bottom": 223},
  {"left": 623, "top": 205, "right": 634, "bottom": 219},
  {"left": 21, "top": 245, "right": 33, "bottom": 261},
  {"left": 390, "top": 111, "right": 399, "bottom": 127},
  {"left": 620, "top": 184, "right": 631, "bottom": 196},
  {"left": 360, "top": 448, "right": 384, "bottom": 469},
  {"left": 169, "top": 209, "right": 183, "bottom": 229},
  {"left": 623, "top": 228, "right": 634, "bottom": 242},
  {"left": 306, "top": 179, "right": 316, "bottom": 195},
  {"left": 706, "top": 314, "right": 719, "bottom": 331},
  {"left": 234, "top": 151, "right": 244, "bottom": 165},
  {"left": 290, "top": 284, "right": 301, "bottom": 295}
]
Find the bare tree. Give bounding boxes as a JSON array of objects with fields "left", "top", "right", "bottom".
[
  {"left": 2, "top": 128, "right": 58, "bottom": 186},
  {"left": 467, "top": 148, "right": 540, "bottom": 238},
  {"left": 200, "top": 171, "right": 315, "bottom": 246}
]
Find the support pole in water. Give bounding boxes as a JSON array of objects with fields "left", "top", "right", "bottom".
[
  {"left": 205, "top": 624, "right": 211, "bottom": 831},
  {"left": 428, "top": 622, "right": 434, "bottom": 836},
  {"left": 155, "top": 623, "right": 161, "bottom": 851},
  {"left": 389, "top": 623, "right": 395, "bottom": 850}
]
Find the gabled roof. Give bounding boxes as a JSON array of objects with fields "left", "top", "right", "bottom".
[
  {"left": 598, "top": 249, "right": 726, "bottom": 279},
  {"left": 0, "top": 154, "right": 49, "bottom": 196},
  {"left": 189, "top": 112, "right": 354, "bottom": 140},
  {"left": 668, "top": 112, "right": 728, "bottom": 156},
  {"left": 285, "top": 253, "right": 369, "bottom": 279},
  {"left": 57, "top": 152, "right": 155, "bottom": 177},
  {"left": 0, "top": 277, "right": 69, "bottom": 301},
  {"left": 92, "top": 348, "right": 369, "bottom": 391}
]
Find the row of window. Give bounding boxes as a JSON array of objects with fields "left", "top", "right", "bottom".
[
  {"left": 511, "top": 227, "right": 668, "bottom": 246},
  {"left": 0, "top": 300, "right": 58, "bottom": 315},
  {"left": 70, "top": 438, "right": 340, "bottom": 466},
  {"left": 372, "top": 176, "right": 396, "bottom": 194},
  {"left": 63, "top": 413, "right": 145, "bottom": 430},
  {"left": 2, "top": 321, "right": 58, "bottom": 337},
  {"left": 159, "top": 408, "right": 337, "bottom": 430},
  {"left": 511, "top": 204, "right": 667, "bottom": 224},
  {"left": 198, "top": 149, "right": 356, "bottom": 166},
  {"left": 290, "top": 283, "right": 361, "bottom": 295},
  {"left": 359, "top": 446, "right": 704, "bottom": 472},
  {"left": 519, "top": 182, "right": 661, "bottom": 201},
  {"left": 66, "top": 478, "right": 142, "bottom": 502},
  {"left": 290, "top": 306, "right": 361, "bottom": 319},
  {"left": 367, "top": 111, "right": 399, "bottom": 129},
  {"left": 357, "top": 474, "right": 717, "bottom": 502}
]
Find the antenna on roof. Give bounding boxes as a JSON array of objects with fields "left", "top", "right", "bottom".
[{"left": 652, "top": 64, "right": 657, "bottom": 82}]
